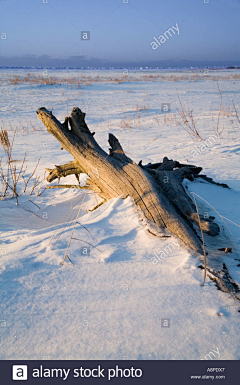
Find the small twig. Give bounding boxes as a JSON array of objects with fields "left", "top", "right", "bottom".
[
  {"left": 215, "top": 81, "right": 223, "bottom": 136},
  {"left": 190, "top": 192, "right": 237, "bottom": 244},
  {"left": 28, "top": 198, "right": 41, "bottom": 209},
  {"left": 37, "top": 187, "right": 47, "bottom": 196},
  {"left": 220, "top": 216, "right": 240, "bottom": 229},
  {"left": 18, "top": 204, "right": 41, "bottom": 219},
  {"left": 76, "top": 221, "right": 95, "bottom": 241},
  {"left": 55, "top": 211, "right": 76, "bottom": 244},
  {"left": 23, "top": 158, "right": 41, "bottom": 192},
  {"left": 232, "top": 101, "right": 240, "bottom": 125},
  {"left": 66, "top": 255, "right": 75, "bottom": 265},
  {"left": 62, "top": 193, "right": 87, "bottom": 266},
  {"left": 71, "top": 238, "right": 102, "bottom": 252},
  {"left": 46, "top": 184, "right": 90, "bottom": 189},
  {"left": 48, "top": 197, "right": 85, "bottom": 247},
  {"left": 88, "top": 199, "right": 106, "bottom": 212}
]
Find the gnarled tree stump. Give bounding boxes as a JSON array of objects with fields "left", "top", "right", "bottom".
[{"left": 37, "top": 107, "right": 222, "bottom": 254}]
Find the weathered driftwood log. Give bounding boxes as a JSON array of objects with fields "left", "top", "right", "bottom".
[{"left": 37, "top": 107, "right": 222, "bottom": 254}]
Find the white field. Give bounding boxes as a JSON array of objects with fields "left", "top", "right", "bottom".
[{"left": 0, "top": 69, "right": 240, "bottom": 360}]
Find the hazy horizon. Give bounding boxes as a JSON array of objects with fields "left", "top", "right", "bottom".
[
  {"left": 0, "top": 57, "right": 240, "bottom": 69},
  {"left": 0, "top": 0, "right": 240, "bottom": 68}
]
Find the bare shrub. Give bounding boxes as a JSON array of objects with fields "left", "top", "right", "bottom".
[
  {"left": 176, "top": 93, "right": 202, "bottom": 140},
  {"left": 119, "top": 115, "right": 131, "bottom": 130},
  {"left": 0, "top": 129, "right": 42, "bottom": 203}
]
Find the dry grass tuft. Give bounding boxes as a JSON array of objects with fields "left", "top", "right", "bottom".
[
  {"left": 176, "top": 93, "right": 202, "bottom": 140},
  {"left": 0, "top": 128, "right": 10, "bottom": 154},
  {"left": 0, "top": 129, "right": 42, "bottom": 203},
  {"left": 2, "top": 72, "right": 240, "bottom": 88}
]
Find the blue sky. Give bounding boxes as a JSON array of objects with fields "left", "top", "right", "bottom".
[{"left": 0, "top": 0, "right": 240, "bottom": 67}]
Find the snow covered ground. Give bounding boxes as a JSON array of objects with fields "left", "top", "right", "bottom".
[{"left": 0, "top": 68, "right": 240, "bottom": 360}]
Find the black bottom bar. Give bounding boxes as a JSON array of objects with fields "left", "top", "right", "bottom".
[{"left": 1, "top": 360, "right": 239, "bottom": 384}]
